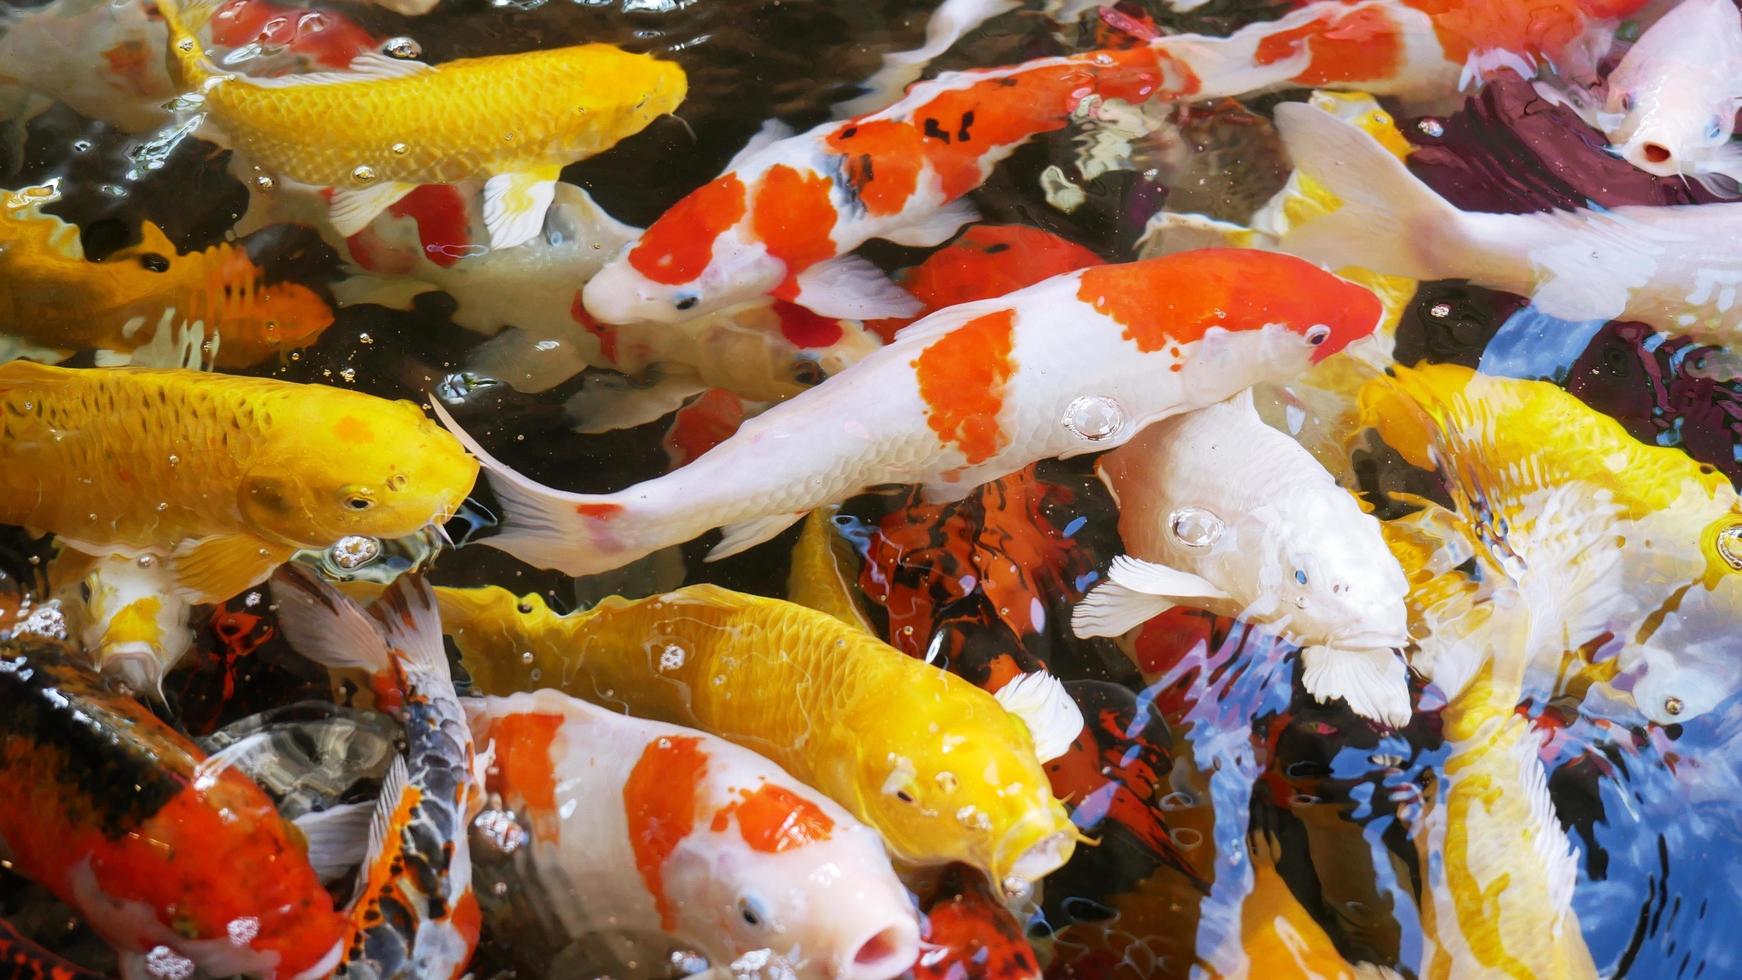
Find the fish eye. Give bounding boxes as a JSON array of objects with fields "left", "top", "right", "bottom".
[
  {"left": 1709, "top": 119, "right": 1726, "bottom": 141},
  {"left": 1620, "top": 93, "right": 1634, "bottom": 112},
  {"left": 344, "top": 495, "right": 375, "bottom": 511},
  {"left": 791, "top": 359, "right": 828, "bottom": 387},
  {"left": 137, "top": 253, "right": 170, "bottom": 273},
  {"left": 78, "top": 581, "right": 92, "bottom": 603},
  {"left": 895, "top": 789, "right": 916, "bottom": 804},
  {"left": 737, "top": 894, "right": 769, "bottom": 928},
  {"left": 674, "top": 295, "right": 698, "bottom": 311},
  {"left": 1718, "top": 526, "right": 1742, "bottom": 570},
  {"left": 1294, "top": 569, "right": 1309, "bottom": 585},
  {"left": 1304, "top": 324, "right": 1332, "bottom": 346}
]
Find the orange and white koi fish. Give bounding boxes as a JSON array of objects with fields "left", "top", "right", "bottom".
[
  {"left": 451, "top": 249, "right": 1381, "bottom": 577},
  {"left": 580, "top": 46, "right": 1296, "bottom": 324},
  {"left": 154, "top": 0, "right": 686, "bottom": 249},
  {"left": 0, "top": 636, "right": 345, "bottom": 978},
  {"left": 50, "top": 550, "right": 193, "bottom": 701},
  {"left": 1074, "top": 389, "right": 1413, "bottom": 726},
  {"left": 466, "top": 688, "right": 921, "bottom": 979},
  {"left": 1275, "top": 100, "right": 1742, "bottom": 352},
  {"left": 270, "top": 568, "right": 480, "bottom": 980},
  {"left": 1559, "top": 0, "right": 1742, "bottom": 188}
]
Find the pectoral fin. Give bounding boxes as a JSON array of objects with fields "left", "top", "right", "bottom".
[
  {"left": 992, "top": 671, "right": 1084, "bottom": 762},
  {"left": 1298, "top": 644, "right": 1411, "bottom": 728},
  {"left": 329, "top": 180, "right": 419, "bottom": 238},
  {"left": 483, "top": 168, "right": 561, "bottom": 250},
  {"left": 707, "top": 512, "right": 806, "bottom": 561},
  {"left": 1071, "top": 555, "right": 1230, "bottom": 638},
  {"left": 788, "top": 254, "right": 922, "bottom": 320},
  {"left": 876, "top": 199, "right": 978, "bottom": 248},
  {"left": 169, "top": 534, "right": 293, "bottom": 604}
]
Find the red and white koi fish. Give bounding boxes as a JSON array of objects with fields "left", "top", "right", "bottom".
[
  {"left": 466, "top": 688, "right": 921, "bottom": 979},
  {"left": 580, "top": 46, "right": 1299, "bottom": 325},
  {"left": 270, "top": 568, "right": 481, "bottom": 980},
  {"left": 1273, "top": 100, "right": 1742, "bottom": 351},
  {"left": 1555, "top": 0, "right": 1742, "bottom": 188},
  {"left": 445, "top": 249, "right": 1383, "bottom": 577}
]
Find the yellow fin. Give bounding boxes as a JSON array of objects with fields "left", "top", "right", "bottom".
[{"left": 169, "top": 534, "right": 293, "bottom": 603}]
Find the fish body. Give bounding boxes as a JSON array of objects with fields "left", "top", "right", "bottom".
[
  {"left": 429, "top": 583, "right": 1079, "bottom": 893},
  {"left": 1360, "top": 363, "right": 1742, "bottom": 720},
  {"left": 50, "top": 550, "right": 193, "bottom": 700},
  {"left": 271, "top": 569, "right": 479, "bottom": 979},
  {"left": 869, "top": 224, "right": 1106, "bottom": 341},
  {"left": 0, "top": 185, "right": 332, "bottom": 368},
  {"left": 580, "top": 46, "right": 1237, "bottom": 324},
  {"left": 0, "top": 362, "right": 477, "bottom": 603},
  {"left": 0, "top": 637, "right": 344, "bottom": 978},
  {"left": 787, "top": 507, "right": 875, "bottom": 632},
  {"left": 157, "top": 0, "right": 686, "bottom": 248},
  {"left": 1274, "top": 100, "right": 1742, "bottom": 348},
  {"left": 911, "top": 865, "right": 1040, "bottom": 980},
  {"left": 1580, "top": 0, "right": 1742, "bottom": 185},
  {"left": 1075, "top": 390, "right": 1413, "bottom": 726},
  {"left": 453, "top": 250, "right": 1382, "bottom": 578},
  {"left": 466, "top": 688, "right": 922, "bottom": 979}
]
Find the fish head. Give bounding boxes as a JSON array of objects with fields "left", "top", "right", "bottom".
[
  {"left": 67, "top": 555, "right": 193, "bottom": 699},
  {"left": 1609, "top": 96, "right": 1737, "bottom": 179},
  {"left": 1603, "top": 0, "right": 1742, "bottom": 179},
  {"left": 1261, "top": 500, "right": 1411, "bottom": 651},
  {"left": 581, "top": 173, "right": 779, "bottom": 325},
  {"left": 666, "top": 772, "right": 921, "bottom": 979},
  {"left": 848, "top": 682, "right": 1078, "bottom": 897},
  {"left": 1624, "top": 575, "right": 1742, "bottom": 725},
  {"left": 240, "top": 398, "right": 478, "bottom": 547}
]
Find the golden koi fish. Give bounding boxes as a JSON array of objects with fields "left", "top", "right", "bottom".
[
  {"left": 428, "top": 582, "right": 1083, "bottom": 894},
  {"left": 156, "top": 0, "right": 686, "bottom": 248},
  {"left": 0, "top": 362, "right": 477, "bottom": 603}
]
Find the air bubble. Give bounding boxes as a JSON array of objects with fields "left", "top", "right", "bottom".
[
  {"left": 520, "top": 651, "right": 535, "bottom": 665},
  {"left": 383, "top": 36, "right": 422, "bottom": 59},
  {"left": 351, "top": 165, "right": 377, "bottom": 184},
  {"left": 390, "top": 142, "right": 409, "bottom": 156},
  {"left": 254, "top": 174, "right": 275, "bottom": 191},
  {"left": 1418, "top": 118, "right": 1445, "bottom": 138},
  {"left": 329, "top": 535, "right": 381, "bottom": 569},
  {"left": 1429, "top": 303, "right": 1452, "bottom": 318},
  {"left": 1168, "top": 507, "right": 1224, "bottom": 548},
  {"left": 1063, "top": 395, "right": 1123, "bottom": 441}
]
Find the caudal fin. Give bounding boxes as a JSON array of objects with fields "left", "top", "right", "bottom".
[
  {"left": 429, "top": 399, "right": 636, "bottom": 577},
  {"left": 153, "top": 0, "right": 223, "bottom": 90},
  {"left": 1273, "top": 101, "right": 1467, "bottom": 282}
]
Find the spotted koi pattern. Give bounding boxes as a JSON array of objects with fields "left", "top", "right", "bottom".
[{"left": 454, "top": 249, "right": 1383, "bottom": 580}]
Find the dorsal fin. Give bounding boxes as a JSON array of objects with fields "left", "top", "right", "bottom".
[{"left": 242, "top": 51, "right": 434, "bottom": 90}]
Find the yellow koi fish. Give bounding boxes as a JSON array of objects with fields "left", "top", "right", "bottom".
[
  {"left": 786, "top": 507, "right": 874, "bottom": 632},
  {"left": 0, "top": 362, "right": 477, "bottom": 603},
  {"left": 428, "top": 582, "right": 1083, "bottom": 895},
  {"left": 0, "top": 183, "right": 332, "bottom": 368},
  {"left": 156, "top": 0, "right": 687, "bottom": 248}
]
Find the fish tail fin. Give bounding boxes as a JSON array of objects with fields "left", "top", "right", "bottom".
[
  {"left": 1151, "top": 26, "right": 1312, "bottom": 100},
  {"left": 367, "top": 572, "right": 454, "bottom": 689},
  {"left": 271, "top": 563, "right": 395, "bottom": 674},
  {"left": 430, "top": 399, "right": 637, "bottom": 577},
  {"left": 1273, "top": 101, "right": 1469, "bottom": 282},
  {"left": 154, "top": 0, "right": 222, "bottom": 90}
]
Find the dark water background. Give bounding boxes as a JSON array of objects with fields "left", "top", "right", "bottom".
[{"left": 2, "top": 0, "right": 1741, "bottom": 977}]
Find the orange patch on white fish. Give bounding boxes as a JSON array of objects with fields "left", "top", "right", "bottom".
[
  {"left": 710, "top": 782, "right": 836, "bottom": 853},
  {"left": 486, "top": 712, "right": 564, "bottom": 834},
  {"left": 624, "top": 735, "right": 708, "bottom": 930},
  {"left": 913, "top": 308, "right": 1017, "bottom": 465},
  {"left": 1256, "top": 4, "right": 1403, "bottom": 84},
  {"left": 756, "top": 165, "right": 839, "bottom": 295},
  {"left": 630, "top": 174, "right": 748, "bottom": 285},
  {"left": 827, "top": 120, "right": 926, "bottom": 216}
]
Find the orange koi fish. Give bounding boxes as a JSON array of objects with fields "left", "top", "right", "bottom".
[
  {"left": 0, "top": 637, "right": 345, "bottom": 978},
  {"left": 914, "top": 865, "right": 1042, "bottom": 980},
  {"left": 867, "top": 224, "right": 1106, "bottom": 341},
  {"left": 450, "top": 249, "right": 1381, "bottom": 578}
]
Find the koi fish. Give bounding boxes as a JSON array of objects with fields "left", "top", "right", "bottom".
[
  {"left": 1230, "top": 831, "right": 1386, "bottom": 979},
  {"left": 1074, "top": 389, "right": 1413, "bottom": 727},
  {"left": 0, "top": 183, "right": 333, "bottom": 369},
  {"left": 1360, "top": 363, "right": 1742, "bottom": 721},
  {"left": 867, "top": 224, "right": 1106, "bottom": 341},
  {"left": 912, "top": 865, "right": 1040, "bottom": 980},
  {"left": 448, "top": 249, "right": 1381, "bottom": 578},
  {"left": 0, "top": 361, "right": 477, "bottom": 604},
  {"left": 1557, "top": 0, "right": 1742, "bottom": 188},
  {"left": 0, "top": 635, "right": 345, "bottom": 978},
  {"left": 423, "top": 583, "right": 1082, "bottom": 894},
  {"left": 579, "top": 46, "right": 1298, "bottom": 324},
  {"left": 1274, "top": 100, "right": 1742, "bottom": 353},
  {"left": 270, "top": 568, "right": 480, "bottom": 979},
  {"left": 49, "top": 550, "right": 192, "bottom": 700},
  {"left": 154, "top": 0, "right": 686, "bottom": 249},
  {"left": 787, "top": 506, "right": 875, "bottom": 631},
  {"left": 467, "top": 687, "right": 922, "bottom": 978}
]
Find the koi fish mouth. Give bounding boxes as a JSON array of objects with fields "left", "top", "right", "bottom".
[{"left": 991, "top": 815, "right": 1078, "bottom": 895}]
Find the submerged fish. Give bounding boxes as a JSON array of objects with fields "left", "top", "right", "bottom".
[
  {"left": 911, "top": 864, "right": 1040, "bottom": 980},
  {"left": 428, "top": 583, "right": 1082, "bottom": 893},
  {"left": 271, "top": 569, "right": 480, "bottom": 979},
  {"left": 1360, "top": 363, "right": 1742, "bottom": 721},
  {"left": 1075, "top": 389, "right": 1413, "bottom": 727},
  {"left": 155, "top": 0, "right": 687, "bottom": 248},
  {"left": 0, "top": 361, "right": 477, "bottom": 603},
  {"left": 449, "top": 249, "right": 1381, "bottom": 578},
  {"left": 0, "top": 636, "right": 344, "bottom": 978},
  {"left": 467, "top": 687, "right": 921, "bottom": 979},
  {"left": 0, "top": 184, "right": 333, "bottom": 368},
  {"left": 1559, "top": 0, "right": 1742, "bottom": 188},
  {"left": 580, "top": 47, "right": 1280, "bottom": 323},
  {"left": 1274, "top": 100, "right": 1742, "bottom": 351},
  {"left": 49, "top": 550, "right": 192, "bottom": 700},
  {"left": 868, "top": 224, "right": 1106, "bottom": 341}
]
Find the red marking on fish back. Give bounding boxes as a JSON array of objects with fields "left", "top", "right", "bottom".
[
  {"left": 825, "top": 120, "right": 925, "bottom": 217},
  {"left": 445, "top": 892, "right": 483, "bottom": 980},
  {"left": 368, "top": 670, "right": 404, "bottom": 715},
  {"left": 875, "top": 225, "right": 1105, "bottom": 340},
  {"left": 1255, "top": 5, "right": 1402, "bottom": 84},
  {"left": 574, "top": 503, "right": 623, "bottom": 520},
  {"left": 753, "top": 165, "right": 838, "bottom": 283},
  {"left": 912, "top": 308, "right": 1017, "bottom": 465},
  {"left": 373, "top": 184, "right": 471, "bottom": 270},
  {"left": 1400, "top": 0, "right": 1602, "bottom": 66},
  {"left": 486, "top": 712, "right": 564, "bottom": 832},
  {"left": 570, "top": 294, "right": 620, "bottom": 365},
  {"left": 624, "top": 736, "right": 708, "bottom": 930},
  {"left": 1131, "top": 607, "right": 1217, "bottom": 676},
  {"left": 631, "top": 174, "right": 748, "bottom": 285},
  {"left": 711, "top": 782, "right": 835, "bottom": 852},
  {"left": 772, "top": 300, "right": 845, "bottom": 349},
  {"left": 662, "top": 389, "right": 746, "bottom": 469}
]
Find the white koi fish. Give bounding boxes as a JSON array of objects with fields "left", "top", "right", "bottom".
[
  {"left": 466, "top": 688, "right": 921, "bottom": 979},
  {"left": 443, "top": 249, "right": 1384, "bottom": 578},
  {"left": 1275, "top": 100, "right": 1742, "bottom": 352},
  {"left": 1074, "top": 389, "right": 1413, "bottom": 726},
  {"left": 50, "top": 551, "right": 194, "bottom": 701}
]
